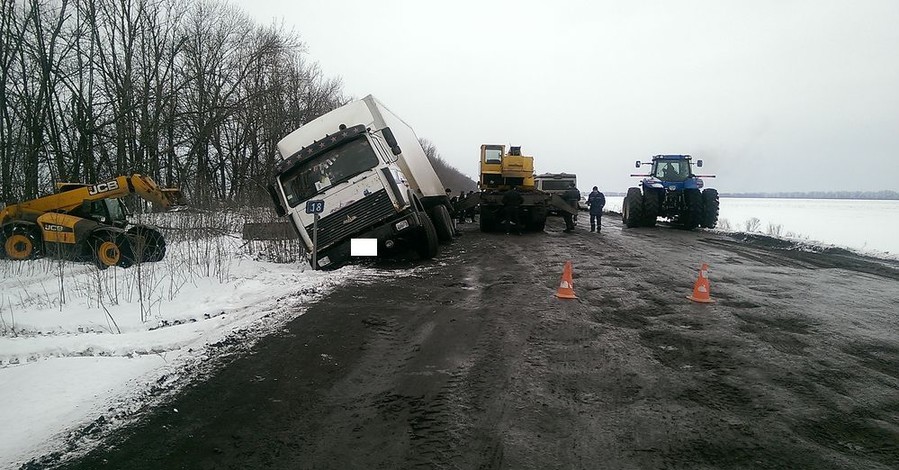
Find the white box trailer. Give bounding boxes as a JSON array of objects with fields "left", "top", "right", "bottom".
[{"left": 268, "top": 95, "right": 456, "bottom": 269}]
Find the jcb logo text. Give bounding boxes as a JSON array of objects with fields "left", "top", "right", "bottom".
[{"left": 88, "top": 180, "right": 119, "bottom": 195}]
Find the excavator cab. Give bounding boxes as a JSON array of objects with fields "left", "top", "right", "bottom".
[{"left": 479, "top": 144, "right": 536, "bottom": 189}]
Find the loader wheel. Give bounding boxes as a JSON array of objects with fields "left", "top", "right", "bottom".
[
  {"left": 3, "top": 231, "right": 39, "bottom": 260},
  {"left": 622, "top": 188, "right": 643, "bottom": 228},
  {"left": 128, "top": 226, "right": 166, "bottom": 262},
  {"left": 91, "top": 233, "right": 133, "bottom": 269},
  {"left": 415, "top": 214, "right": 439, "bottom": 260},
  {"left": 701, "top": 188, "right": 720, "bottom": 229}
]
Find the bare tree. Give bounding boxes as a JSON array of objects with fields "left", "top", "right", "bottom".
[{"left": 0, "top": 0, "right": 349, "bottom": 207}]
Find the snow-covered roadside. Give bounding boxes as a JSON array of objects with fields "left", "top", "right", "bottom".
[{"left": 0, "top": 233, "right": 372, "bottom": 469}]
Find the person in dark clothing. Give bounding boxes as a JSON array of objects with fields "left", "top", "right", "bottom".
[
  {"left": 446, "top": 188, "right": 459, "bottom": 218},
  {"left": 502, "top": 185, "right": 524, "bottom": 235},
  {"left": 587, "top": 185, "right": 606, "bottom": 232},
  {"left": 457, "top": 190, "right": 467, "bottom": 224},
  {"left": 561, "top": 182, "right": 580, "bottom": 233},
  {"left": 465, "top": 190, "right": 476, "bottom": 222}
]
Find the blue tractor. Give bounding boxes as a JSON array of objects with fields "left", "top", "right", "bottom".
[{"left": 622, "top": 155, "right": 719, "bottom": 229}]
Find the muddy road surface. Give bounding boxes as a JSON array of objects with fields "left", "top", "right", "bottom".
[{"left": 50, "top": 216, "right": 899, "bottom": 469}]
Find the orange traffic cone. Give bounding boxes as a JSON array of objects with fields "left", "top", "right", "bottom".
[
  {"left": 687, "top": 263, "right": 715, "bottom": 303},
  {"left": 555, "top": 261, "right": 577, "bottom": 299}
]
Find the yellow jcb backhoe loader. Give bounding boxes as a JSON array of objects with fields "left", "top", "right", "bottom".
[{"left": 0, "top": 174, "right": 182, "bottom": 269}]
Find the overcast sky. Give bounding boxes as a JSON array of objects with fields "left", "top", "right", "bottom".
[{"left": 232, "top": 0, "right": 898, "bottom": 194}]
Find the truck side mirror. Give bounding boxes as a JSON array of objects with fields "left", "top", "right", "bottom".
[
  {"left": 696, "top": 160, "right": 703, "bottom": 167},
  {"left": 635, "top": 161, "right": 641, "bottom": 168},
  {"left": 381, "top": 127, "right": 402, "bottom": 156}
]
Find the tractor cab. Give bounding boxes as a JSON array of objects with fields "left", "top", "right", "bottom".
[{"left": 652, "top": 158, "right": 691, "bottom": 182}]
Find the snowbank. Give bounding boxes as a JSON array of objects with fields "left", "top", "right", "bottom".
[{"left": 0, "top": 232, "right": 366, "bottom": 468}]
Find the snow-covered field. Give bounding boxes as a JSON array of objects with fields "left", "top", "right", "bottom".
[
  {"left": 0, "top": 211, "right": 402, "bottom": 468},
  {"left": 604, "top": 196, "right": 899, "bottom": 257}
]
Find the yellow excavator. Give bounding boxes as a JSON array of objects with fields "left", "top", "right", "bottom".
[
  {"left": 461, "top": 145, "right": 576, "bottom": 232},
  {"left": 0, "top": 174, "right": 182, "bottom": 268}
]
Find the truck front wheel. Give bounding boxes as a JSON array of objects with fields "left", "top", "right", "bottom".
[
  {"left": 431, "top": 205, "right": 454, "bottom": 242},
  {"left": 415, "top": 214, "right": 439, "bottom": 260}
]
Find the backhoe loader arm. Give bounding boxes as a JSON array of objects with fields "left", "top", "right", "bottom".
[
  {"left": 2, "top": 174, "right": 181, "bottom": 223},
  {"left": 126, "top": 174, "right": 182, "bottom": 209}
]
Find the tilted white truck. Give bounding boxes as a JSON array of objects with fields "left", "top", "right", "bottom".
[{"left": 267, "top": 95, "right": 455, "bottom": 269}]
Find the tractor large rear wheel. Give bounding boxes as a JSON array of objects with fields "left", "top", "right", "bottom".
[
  {"left": 622, "top": 188, "right": 643, "bottom": 228},
  {"left": 682, "top": 189, "right": 703, "bottom": 229},
  {"left": 642, "top": 189, "right": 660, "bottom": 227},
  {"left": 701, "top": 188, "right": 720, "bottom": 228}
]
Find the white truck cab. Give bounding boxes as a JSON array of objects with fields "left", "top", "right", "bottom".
[{"left": 268, "top": 96, "right": 454, "bottom": 269}]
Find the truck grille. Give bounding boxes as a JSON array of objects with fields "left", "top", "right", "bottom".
[{"left": 305, "top": 189, "right": 395, "bottom": 249}]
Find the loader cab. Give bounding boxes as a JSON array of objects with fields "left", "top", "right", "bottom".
[{"left": 73, "top": 198, "right": 129, "bottom": 228}]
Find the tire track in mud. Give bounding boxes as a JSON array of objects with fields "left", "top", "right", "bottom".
[{"left": 356, "top": 235, "right": 526, "bottom": 469}]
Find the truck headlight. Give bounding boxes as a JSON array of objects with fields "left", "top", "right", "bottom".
[
  {"left": 395, "top": 220, "right": 409, "bottom": 231},
  {"left": 318, "top": 256, "right": 331, "bottom": 267}
]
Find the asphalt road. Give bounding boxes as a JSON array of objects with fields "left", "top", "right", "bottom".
[{"left": 44, "top": 214, "right": 899, "bottom": 469}]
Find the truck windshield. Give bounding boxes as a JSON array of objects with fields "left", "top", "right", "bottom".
[{"left": 281, "top": 137, "right": 379, "bottom": 207}]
